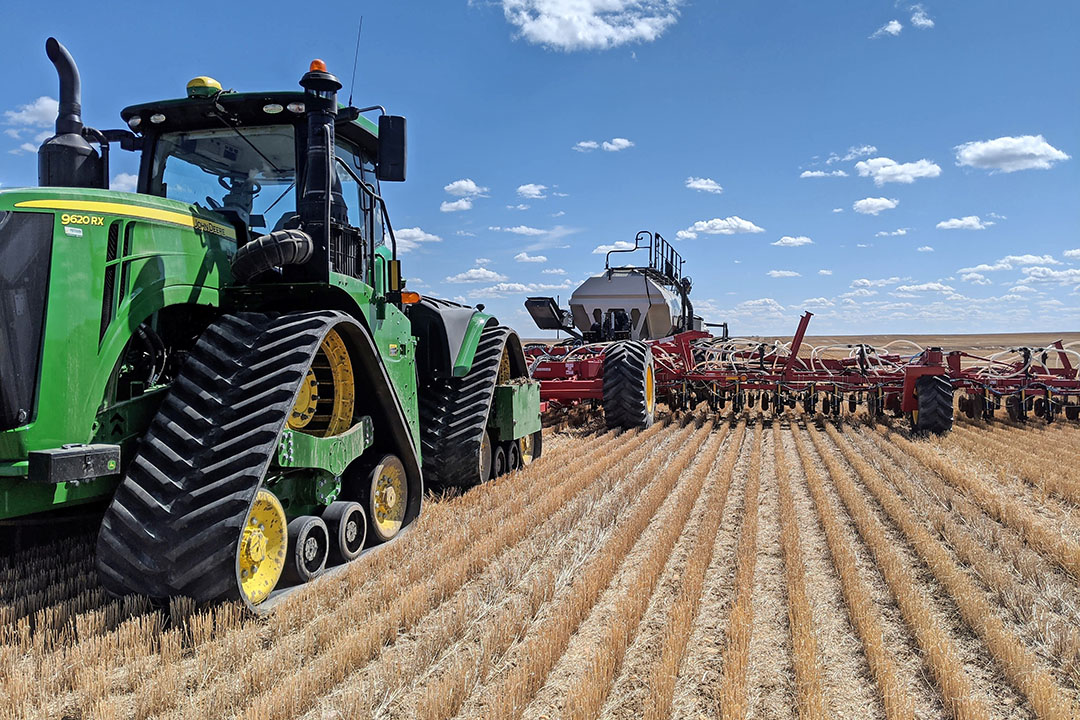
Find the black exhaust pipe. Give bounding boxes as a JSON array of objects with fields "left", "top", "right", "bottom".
[{"left": 38, "top": 37, "right": 103, "bottom": 189}]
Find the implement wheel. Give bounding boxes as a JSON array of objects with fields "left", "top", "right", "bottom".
[
  {"left": 602, "top": 341, "right": 656, "bottom": 430},
  {"left": 911, "top": 375, "right": 953, "bottom": 435}
]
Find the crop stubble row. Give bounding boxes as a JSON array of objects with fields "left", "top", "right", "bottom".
[{"left": 1, "top": 415, "right": 1079, "bottom": 719}]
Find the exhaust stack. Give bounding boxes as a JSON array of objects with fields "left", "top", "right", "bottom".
[{"left": 38, "top": 37, "right": 103, "bottom": 189}]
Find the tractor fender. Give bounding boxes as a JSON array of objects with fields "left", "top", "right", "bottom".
[
  {"left": 333, "top": 318, "right": 423, "bottom": 528},
  {"left": 408, "top": 296, "right": 494, "bottom": 379}
]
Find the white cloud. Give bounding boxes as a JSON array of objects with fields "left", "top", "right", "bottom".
[
  {"left": 767, "top": 270, "right": 800, "bottom": 278},
  {"left": 602, "top": 137, "right": 634, "bottom": 152},
  {"left": 440, "top": 198, "right": 473, "bottom": 212},
  {"left": 8, "top": 142, "right": 37, "bottom": 155},
  {"left": 445, "top": 267, "right": 509, "bottom": 284},
  {"left": 470, "top": 279, "right": 574, "bottom": 298},
  {"left": 678, "top": 216, "right": 765, "bottom": 239},
  {"left": 443, "top": 178, "right": 489, "bottom": 197},
  {"left": 517, "top": 183, "right": 547, "bottom": 199},
  {"left": 456, "top": 230, "right": 477, "bottom": 237},
  {"left": 2, "top": 129, "right": 20, "bottom": 139},
  {"left": 827, "top": 145, "right": 877, "bottom": 164},
  {"left": 552, "top": 210, "right": 566, "bottom": 217},
  {"left": 801, "top": 297, "right": 834, "bottom": 308},
  {"left": 489, "top": 224, "right": 547, "bottom": 236},
  {"left": 832, "top": 208, "right": 844, "bottom": 213},
  {"left": 573, "top": 140, "right": 599, "bottom": 152},
  {"left": 396, "top": 227, "right": 443, "bottom": 252},
  {"left": 475, "top": 257, "right": 492, "bottom": 264},
  {"left": 507, "top": 203, "right": 531, "bottom": 210},
  {"left": 685, "top": 176, "right": 723, "bottom": 194},
  {"left": 593, "top": 240, "right": 636, "bottom": 254},
  {"left": 800, "top": 169, "right": 848, "bottom": 178},
  {"left": 818, "top": 269, "right": 833, "bottom": 275},
  {"left": 875, "top": 228, "right": 909, "bottom": 237},
  {"left": 111, "top": 173, "right": 138, "bottom": 192},
  {"left": 894, "top": 281, "right": 954, "bottom": 293},
  {"left": 855, "top": 157, "right": 941, "bottom": 185},
  {"left": 1064, "top": 249, "right": 1080, "bottom": 259},
  {"left": 853, "top": 197, "right": 899, "bottom": 215},
  {"left": 4, "top": 96, "right": 58, "bottom": 127},
  {"left": 772, "top": 235, "right": 813, "bottom": 247},
  {"left": 500, "top": 0, "right": 681, "bottom": 51},
  {"left": 1021, "top": 266, "right": 1080, "bottom": 285},
  {"left": 936, "top": 215, "right": 992, "bottom": 230},
  {"left": 958, "top": 254, "right": 1060, "bottom": 273},
  {"left": 955, "top": 135, "right": 1070, "bottom": 173},
  {"left": 542, "top": 267, "right": 566, "bottom": 275},
  {"left": 917, "top": 246, "right": 934, "bottom": 252},
  {"left": 871, "top": 19, "right": 903, "bottom": 38},
  {"left": 910, "top": 4, "right": 934, "bottom": 28},
  {"left": 961, "top": 272, "right": 992, "bottom": 285},
  {"left": 514, "top": 251, "right": 547, "bottom": 263},
  {"left": 852, "top": 277, "right": 901, "bottom": 288}
]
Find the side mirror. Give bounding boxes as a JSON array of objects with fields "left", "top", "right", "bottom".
[{"left": 376, "top": 115, "right": 407, "bottom": 182}]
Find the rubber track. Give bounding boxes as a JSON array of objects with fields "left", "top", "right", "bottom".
[
  {"left": 914, "top": 374, "right": 954, "bottom": 435},
  {"left": 419, "top": 324, "right": 510, "bottom": 489},
  {"left": 602, "top": 340, "right": 653, "bottom": 430},
  {"left": 95, "top": 311, "right": 350, "bottom": 604}
]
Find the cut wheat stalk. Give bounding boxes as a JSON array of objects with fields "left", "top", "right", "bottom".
[
  {"left": 476, "top": 421, "right": 715, "bottom": 720},
  {"left": 791, "top": 427, "right": 916, "bottom": 720},
  {"left": 825, "top": 422, "right": 1076, "bottom": 720},
  {"left": 875, "top": 423, "right": 1080, "bottom": 581},
  {"left": 773, "top": 423, "right": 829, "bottom": 720},
  {"left": 805, "top": 424, "right": 991, "bottom": 720},
  {"left": 560, "top": 420, "right": 734, "bottom": 720}
]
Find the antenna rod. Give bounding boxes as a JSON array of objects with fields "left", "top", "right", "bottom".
[{"left": 348, "top": 16, "right": 363, "bottom": 107}]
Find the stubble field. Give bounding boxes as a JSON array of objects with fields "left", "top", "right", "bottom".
[{"left": 2, "top": 411, "right": 1080, "bottom": 720}]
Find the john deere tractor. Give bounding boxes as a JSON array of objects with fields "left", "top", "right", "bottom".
[{"left": 0, "top": 39, "right": 541, "bottom": 608}]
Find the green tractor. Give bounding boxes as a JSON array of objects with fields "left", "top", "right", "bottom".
[{"left": 0, "top": 39, "right": 541, "bottom": 608}]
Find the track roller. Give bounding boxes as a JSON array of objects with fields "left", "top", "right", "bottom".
[
  {"left": 492, "top": 445, "right": 507, "bottom": 478},
  {"left": 506, "top": 441, "right": 521, "bottom": 472},
  {"left": 283, "top": 516, "right": 329, "bottom": 584},
  {"left": 323, "top": 501, "right": 367, "bottom": 563}
]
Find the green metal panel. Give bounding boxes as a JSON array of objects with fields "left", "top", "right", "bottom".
[
  {"left": 453, "top": 312, "right": 493, "bottom": 377},
  {"left": 276, "top": 417, "right": 373, "bottom": 475},
  {"left": 488, "top": 381, "right": 542, "bottom": 442}
]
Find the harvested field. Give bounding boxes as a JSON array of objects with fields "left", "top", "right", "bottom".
[{"left": 2, "top": 414, "right": 1080, "bottom": 719}]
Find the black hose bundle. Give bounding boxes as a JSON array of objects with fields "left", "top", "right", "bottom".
[{"left": 230, "top": 229, "right": 314, "bottom": 283}]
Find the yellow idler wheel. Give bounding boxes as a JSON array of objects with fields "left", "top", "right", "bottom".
[
  {"left": 287, "top": 328, "right": 355, "bottom": 437},
  {"left": 367, "top": 454, "right": 407, "bottom": 543},
  {"left": 519, "top": 430, "right": 542, "bottom": 465},
  {"left": 236, "top": 488, "right": 287, "bottom": 606}
]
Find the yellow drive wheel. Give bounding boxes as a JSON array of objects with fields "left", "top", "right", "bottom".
[
  {"left": 236, "top": 488, "right": 287, "bottom": 606},
  {"left": 368, "top": 454, "right": 407, "bottom": 543},
  {"left": 287, "top": 328, "right": 355, "bottom": 437}
]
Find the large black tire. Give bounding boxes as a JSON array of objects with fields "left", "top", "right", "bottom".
[
  {"left": 419, "top": 325, "right": 525, "bottom": 489},
  {"left": 95, "top": 311, "right": 359, "bottom": 607},
  {"left": 912, "top": 374, "right": 953, "bottom": 435},
  {"left": 602, "top": 341, "right": 656, "bottom": 430}
]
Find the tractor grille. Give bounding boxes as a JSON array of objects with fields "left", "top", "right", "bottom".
[{"left": 0, "top": 211, "right": 54, "bottom": 431}]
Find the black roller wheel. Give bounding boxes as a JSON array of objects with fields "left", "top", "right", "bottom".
[
  {"left": 519, "top": 429, "right": 542, "bottom": 466},
  {"left": 1066, "top": 404, "right": 1080, "bottom": 421},
  {"left": 911, "top": 374, "right": 953, "bottom": 435},
  {"left": 492, "top": 445, "right": 507, "bottom": 478},
  {"left": 323, "top": 501, "right": 367, "bottom": 563},
  {"left": 602, "top": 340, "right": 656, "bottom": 430},
  {"left": 282, "top": 515, "right": 329, "bottom": 584},
  {"left": 363, "top": 454, "right": 408, "bottom": 544},
  {"left": 506, "top": 441, "right": 521, "bottom": 472},
  {"left": 419, "top": 325, "right": 528, "bottom": 489}
]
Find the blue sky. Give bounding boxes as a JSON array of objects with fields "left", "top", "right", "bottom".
[{"left": 2, "top": 1, "right": 1077, "bottom": 336}]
